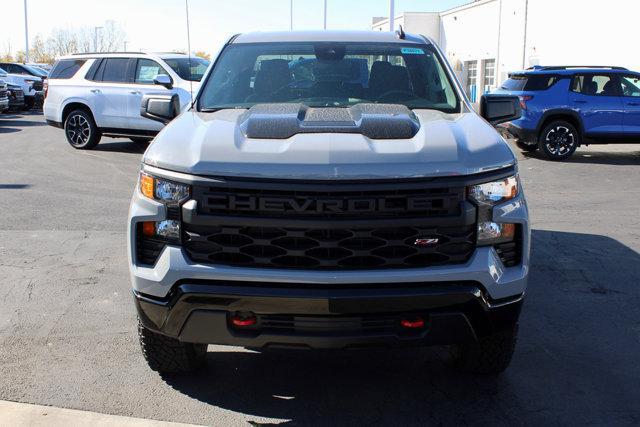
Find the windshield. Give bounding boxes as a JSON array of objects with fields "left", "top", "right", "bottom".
[
  {"left": 23, "top": 64, "right": 48, "bottom": 77},
  {"left": 198, "top": 42, "right": 459, "bottom": 112},
  {"left": 163, "top": 57, "right": 209, "bottom": 81},
  {"left": 0, "top": 67, "right": 6, "bottom": 77}
]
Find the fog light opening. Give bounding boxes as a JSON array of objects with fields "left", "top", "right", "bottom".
[
  {"left": 231, "top": 313, "right": 257, "bottom": 327},
  {"left": 400, "top": 317, "right": 425, "bottom": 329}
]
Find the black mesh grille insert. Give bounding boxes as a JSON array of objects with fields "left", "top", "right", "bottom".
[{"left": 184, "top": 224, "right": 475, "bottom": 270}]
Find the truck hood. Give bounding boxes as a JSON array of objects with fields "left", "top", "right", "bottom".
[{"left": 143, "top": 109, "right": 516, "bottom": 180}]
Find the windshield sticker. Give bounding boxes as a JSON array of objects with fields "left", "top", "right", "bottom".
[{"left": 401, "top": 47, "right": 425, "bottom": 55}]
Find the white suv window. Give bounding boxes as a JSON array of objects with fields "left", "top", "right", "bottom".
[
  {"left": 96, "top": 58, "right": 130, "bottom": 83},
  {"left": 135, "top": 59, "right": 169, "bottom": 84}
]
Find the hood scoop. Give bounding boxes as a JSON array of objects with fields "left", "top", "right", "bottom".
[{"left": 239, "top": 103, "right": 420, "bottom": 139}]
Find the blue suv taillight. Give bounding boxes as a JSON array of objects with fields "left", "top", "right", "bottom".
[{"left": 519, "top": 95, "right": 533, "bottom": 110}]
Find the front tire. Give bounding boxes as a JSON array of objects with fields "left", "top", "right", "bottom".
[
  {"left": 539, "top": 120, "right": 579, "bottom": 160},
  {"left": 451, "top": 325, "right": 518, "bottom": 374},
  {"left": 64, "top": 109, "right": 101, "bottom": 149},
  {"left": 138, "top": 320, "right": 207, "bottom": 373}
]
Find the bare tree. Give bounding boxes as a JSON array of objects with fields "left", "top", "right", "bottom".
[
  {"left": 29, "top": 35, "right": 54, "bottom": 63},
  {"left": 45, "top": 21, "right": 127, "bottom": 57},
  {"left": 47, "top": 27, "right": 79, "bottom": 57}
]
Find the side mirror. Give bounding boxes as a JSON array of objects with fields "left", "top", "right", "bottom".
[
  {"left": 479, "top": 94, "right": 522, "bottom": 126},
  {"left": 153, "top": 74, "right": 173, "bottom": 89},
  {"left": 140, "top": 93, "right": 180, "bottom": 124}
]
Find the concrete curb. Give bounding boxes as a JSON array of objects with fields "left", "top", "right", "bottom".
[{"left": 0, "top": 400, "right": 203, "bottom": 427}]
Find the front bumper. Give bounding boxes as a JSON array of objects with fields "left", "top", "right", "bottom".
[
  {"left": 128, "top": 189, "right": 530, "bottom": 301},
  {"left": 135, "top": 281, "right": 523, "bottom": 348}
]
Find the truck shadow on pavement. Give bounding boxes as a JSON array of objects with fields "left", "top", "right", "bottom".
[{"left": 160, "top": 229, "right": 640, "bottom": 425}]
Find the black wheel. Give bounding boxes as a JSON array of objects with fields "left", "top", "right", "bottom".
[
  {"left": 451, "top": 325, "right": 518, "bottom": 374},
  {"left": 539, "top": 120, "right": 579, "bottom": 160},
  {"left": 515, "top": 139, "right": 539, "bottom": 152},
  {"left": 130, "top": 137, "right": 152, "bottom": 144},
  {"left": 138, "top": 319, "right": 207, "bottom": 373},
  {"left": 64, "top": 109, "right": 101, "bottom": 149}
]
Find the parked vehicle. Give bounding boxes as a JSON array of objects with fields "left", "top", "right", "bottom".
[
  {"left": 6, "top": 83, "right": 26, "bottom": 111},
  {"left": 0, "top": 64, "right": 44, "bottom": 110},
  {"left": 43, "top": 52, "right": 210, "bottom": 149},
  {"left": 494, "top": 65, "right": 640, "bottom": 160},
  {"left": 0, "top": 79, "right": 8, "bottom": 113},
  {"left": 129, "top": 30, "right": 529, "bottom": 375},
  {"left": 26, "top": 62, "right": 52, "bottom": 73}
]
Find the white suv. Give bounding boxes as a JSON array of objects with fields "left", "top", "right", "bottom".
[{"left": 43, "top": 52, "right": 209, "bottom": 149}]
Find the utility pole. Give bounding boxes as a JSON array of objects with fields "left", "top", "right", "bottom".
[
  {"left": 323, "top": 0, "right": 327, "bottom": 29},
  {"left": 123, "top": 40, "right": 128, "bottom": 51},
  {"left": 23, "top": 0, "right": 29, "bottom": 62},
  {"left": 522, "top": 0, "right": 529, "bottom": 69},
  {"left": 388, "top": 0, "right": 395, "bottom": 32},
  {"left": 94, "top": 26, "right": 103, "bottom": 52},
  {"left": 290, "top": 0, "right": 293, "bottom": 30}
]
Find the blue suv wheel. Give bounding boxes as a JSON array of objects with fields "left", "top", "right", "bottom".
[{"left": 539, "top": 120, "right": 579, "bottom": 160}]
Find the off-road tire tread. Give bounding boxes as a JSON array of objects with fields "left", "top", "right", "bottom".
[
  {"left": 138, "top": 320, "right": 207, "bottom": 373},
  {"left": 452, "top": 325, "right": 518, "bottom": 374}
]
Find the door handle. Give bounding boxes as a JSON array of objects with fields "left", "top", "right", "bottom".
[
  {"left": 573, "top": 100, "right": 587, "bottom": 104},
  {"left": 627, "top": 102, "right": 640, "bottom": 106},
  {"left": 90, "top": 89, "right": 100, "bottom": 94},
  {"left": 129, "top": 90, "right": 141, "bottom": 95}
]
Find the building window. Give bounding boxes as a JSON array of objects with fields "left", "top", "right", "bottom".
[
  {"left": 483, "top": 59, "right": 496, "bottom": 90},
  {"left": 465, "top": 60, "right": 477, "bottom": 102}
]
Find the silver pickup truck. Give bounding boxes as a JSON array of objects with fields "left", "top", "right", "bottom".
[{"left": 128, "top": 30, "right": 529, "bottom": 374}]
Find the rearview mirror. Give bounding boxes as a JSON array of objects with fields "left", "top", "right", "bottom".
[
  {"left": 479, "top": 94, "right": 521, "bottom": 126},
  {"left": 140, "top": 93, "right": 180, "bottom": 124},
  {"left": 153, "top": 74, "right": 173, "bottom": 89}
]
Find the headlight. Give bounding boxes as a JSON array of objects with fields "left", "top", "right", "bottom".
[
  {"left": 139, "top": 172, "right": 190, "bottom": 203},
  {"left": 468, "top": 176, "right": 518, "bottom": 205},
  {"left": 468, "top": 175, "right": 519, "bottom": 248}
]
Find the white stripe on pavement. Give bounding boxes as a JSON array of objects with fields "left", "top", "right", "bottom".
[{"left": 0, "top": 400, "right": 203, "bottom": 427}]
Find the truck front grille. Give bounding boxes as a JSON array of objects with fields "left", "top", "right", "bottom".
[
  {"left": 184, "top": 223, "right": 475, "bottom": 269},
  {"left": 183, "top": 177, "right": 476, "bottom": 270},
  {"left": 0, "top": 88, "right": 7, "bottom": 99}
]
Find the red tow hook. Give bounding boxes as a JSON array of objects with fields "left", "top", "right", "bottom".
[
  {"left": 400, "top": 317, "right": 425, "bottom": 329},
  {"left": 231, "top": 314, "right": 257, "bottom": 327}
]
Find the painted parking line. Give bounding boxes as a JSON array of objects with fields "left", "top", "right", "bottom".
[{"left": 0, "top": 400, "right": 203, "bottom": 427}]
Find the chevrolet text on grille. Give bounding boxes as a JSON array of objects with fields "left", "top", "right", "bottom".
[{"left": 206, "top": 195, "right": 448, "bottom": 214}]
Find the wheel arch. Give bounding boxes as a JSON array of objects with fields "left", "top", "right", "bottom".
[
  {"left": 536, "top": 110, "right": 584, "bottom": 144},
  {"left": 61, "top": 101, "right": 95, "bottom": 126}
]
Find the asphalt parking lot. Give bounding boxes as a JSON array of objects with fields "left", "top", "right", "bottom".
[{"left": 1, "top": 112, "right": 639, "bottom": 426}]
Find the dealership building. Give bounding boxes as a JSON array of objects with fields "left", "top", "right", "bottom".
[{"left": 372, "top": 0, "right": 639, "bottom": 101}]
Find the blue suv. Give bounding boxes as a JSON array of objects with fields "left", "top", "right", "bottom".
[{"left": 493, "top": 66, "right": 640, "bottom": 160}]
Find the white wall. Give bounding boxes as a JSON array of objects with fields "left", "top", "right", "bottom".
[
  {"left": 440, "top": 0, "right": 500, "bottom": 68},
  {"left": 523, "top": 0, "right": 640, "bottom": 71}
]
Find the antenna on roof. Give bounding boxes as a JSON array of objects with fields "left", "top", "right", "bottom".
[
  {"left": 184, "top": 0, "right": 194, "bottom": 109},
  {"left": 396, "top": 25, "right": 405, "bottom": 39}
]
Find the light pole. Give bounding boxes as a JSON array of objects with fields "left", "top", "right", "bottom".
[
  {"left": 323, "top": 0, "right": 327, "bottom": 29},
  {"left": 388, "top": 0, "right": 395, "bottom": 31},
  {"left": 23, "top": 0, "right": 29, "bottom": 62},
  {"left": 290, "top": 0, "right": 293, "bottom": 30},
  {"left": 94, "top": 26, "right": 103, "bottom": 52}
]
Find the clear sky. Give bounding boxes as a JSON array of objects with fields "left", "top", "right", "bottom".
[{"left": 1, "top": 0, "right": 468, "bottom": 56}]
